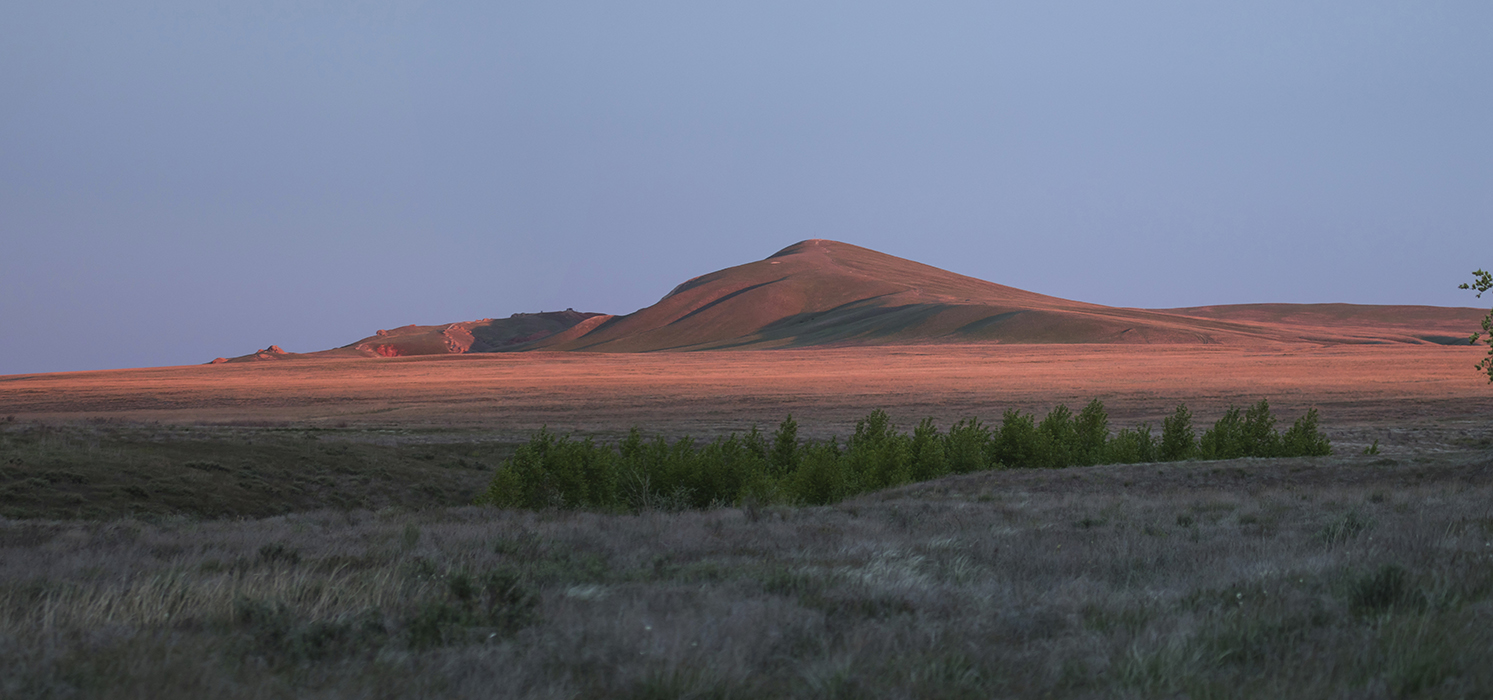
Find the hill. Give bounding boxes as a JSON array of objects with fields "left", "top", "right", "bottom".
[
  {"left": 530, "top": 239, "right": 1483, "bottom": 350},
  {"left": 215, "top": 240, "right": 1485, "bottom": 360},
  {"left": 214, "top": 310, "right": 610, "bottom": 363}
]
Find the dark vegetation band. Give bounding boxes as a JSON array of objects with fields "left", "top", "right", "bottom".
[{"left": 480, "top": 399, "right": 1333, "bottom": 511}]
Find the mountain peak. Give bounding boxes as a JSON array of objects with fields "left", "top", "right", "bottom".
[{"left": 767, "top": 238, "right": 840, "bottom": 258}]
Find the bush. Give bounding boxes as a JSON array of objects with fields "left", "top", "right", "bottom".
[
  {"left": 909, "top": 417, "right": 949, "bottom": 482},
  {"left": 992, "top": 409, "right": 1040, "bottom": 469},
  {"left": 1106, "top": 424, "right": 1157, "bottom": 464},
  {"left": 1241, "top": 399, "right": 1281, "bottom": 457},
  {"left": 847, "top": 409, "right": 911, "bottom": 490},
  {"left": 1036, "top": 404, "right": 1076, "bottom": 468},
  {"left": 481, "top": 428, "right": 561, "bottom": 509},
  {"left": 1074, "top": 400, "right": 1110, "bottom": 466},
  {"left": 1160, "top": 404, "right": 1196, "bottom": 461},
  {"left": 944, "top": 418, "right": 990, "bottom": 473},
  {"left": 1200, "top": 401, "right": 1330, "bottom": 460},
  {"left": 480, "top": 400, "right": 1331, "bottom": 512},
  {"left": 548, "top": 435, "right": 619, "bottom": 508},
  {"left": 689, "top": 435, "right": 753, "bottom": 509},
  {"left": 1200, "top": 406, "right": 1246, "bottom": 460},
  {"left": 1281, "top": 408, "right": 1332, "bottom": 457},
  {"left": 769, "top": 415, "right": 800, "bottom": 475},
  {"left": 791, "top": 440, "right": 851, "bottom": 506}
]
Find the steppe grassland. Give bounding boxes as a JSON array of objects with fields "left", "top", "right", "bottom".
[
  {"left": 2, "top": 344, "right": 1491, "bottom": 698},
  {"left": 2, "top": 345, "right": 1488, "bottom": 434},
  {"left": 2, "top": 450, "right": 1491, "bottom": 699}
]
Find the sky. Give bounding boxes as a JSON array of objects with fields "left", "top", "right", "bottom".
[{"left": 3, "top": 1, "right": 1491, "bottom": 375}]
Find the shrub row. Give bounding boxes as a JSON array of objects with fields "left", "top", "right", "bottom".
[{"left": 479, "top": 399, "right": 1331, "bottom": 510}]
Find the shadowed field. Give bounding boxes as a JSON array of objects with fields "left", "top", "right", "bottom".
[
  {"left": 1, "top": 450, "right": 1490, "bottom": 698},
  {"left": 0, "top": 424, "right": 501, "bottom": 520}
]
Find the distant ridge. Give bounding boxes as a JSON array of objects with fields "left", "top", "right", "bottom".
[
  {"left": 215, "top": 310, "right": 610, "bottom": 363},
  {"left": 215, "top": 240, "right": 1485, "bottom": 361}
]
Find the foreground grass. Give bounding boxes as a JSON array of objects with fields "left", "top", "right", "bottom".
[{"left": 1, "top": 449, "right": 1490, "bottom": 699}]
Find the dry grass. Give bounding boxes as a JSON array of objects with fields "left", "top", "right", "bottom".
[
  {"left": 4, "top": 344, "right": 1490, "bottom": 698},
  {"left": 4, "top": 345, "right": 1490, "bottom": 437},
  {"left": 2, "top": 449, "right": 1490, "bottom": 699}
]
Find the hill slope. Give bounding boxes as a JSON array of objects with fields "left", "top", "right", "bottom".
[
  {"left": 533, "top": 240, "right": 1483, "bottom": 350},
  {"left": 215, "top": 310, "right": 610, "bottom": 363},
  {"left": 216, "top": 240, "right": 1486, "bottom": 360}
]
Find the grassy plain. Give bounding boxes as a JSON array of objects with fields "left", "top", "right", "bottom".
[
  {"left": 1, "top": 344, "right": 1491, "bottom": 698},
  {"left": 3, "top": 344, "right": 1491, "bottom": 436},
  {"left": 2, "top": 446, "right": 1490, "bottom": 698}
]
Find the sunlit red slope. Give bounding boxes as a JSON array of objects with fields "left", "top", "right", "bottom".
[
  {"left": 1160, "top": 304, "right": 1480, "bottom": 346},
  {"left": 215, "top": 310, "right": 610, "bottom": 362},
  {"left": 535, "top": 239, "right": 1461, "bottom": 351},
  {"left": 214, "top": 239, "right": 1487, "bottom": 361},
  {"left": 341, "top": 310, "right": 611, "bottom": 356}
]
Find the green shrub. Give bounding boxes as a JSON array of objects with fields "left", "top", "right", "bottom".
[
  {"left": 480, "top": 400, "right": 1330, "bottom": 512},
  {"left": 944, "top": 418, "right": 991, "bottom": 473},
  {"left": 992, "top": 409, "right": 1040, "bottom": 468},
  {"left": 1074, "top": 400, "right": 1110, "bottom": 466},
  {"left": 1200, "top": 406, "right": 1246, "bottom": 460},
  {"left": 689, "top": 436, "right": 749, "bottom": 509},
  {"left": 909, "top": 417, "right": 949, "bottom": 481},
  {"left": 1241, "top": 399, "right": 1281, "bottom": 457},
  {"left": 552, "top": 435, "right": 620, "bottom": 508},
  {"left": 480, "top": 428, "right": 558, "bottom": 509},
  {"left": 1200, "top": 401, "right": 1330, "bottom": 460},
  {"left": 480, "top": 429, "right": 622, "bottom": 509},
  {"left": 769, "top": 414, "right": 800, "bottom": 475},
  {"left": 1281, "top": 408, "right": 1332, "bottom": 457},
  {"left": 791, "top": 440, "right": 851, "bottom": 505},
  {"left": 1160, "top": 404, "right": 1196, "bottom": 461},
  {"left": 1036, "top": 404, "right": 1076, "bottom": 468},
  {"left": 847, "top": 409, "right": 912, "bottom": 490},
  {"left": 1106, "top": 424, "right": 1157, "bottom": 464}
]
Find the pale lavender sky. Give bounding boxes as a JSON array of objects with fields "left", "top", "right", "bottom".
[{"left": 3, "top": 2, "right": 1491, "bottom": 375}]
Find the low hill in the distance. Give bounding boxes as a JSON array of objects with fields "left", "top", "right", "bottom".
[
  {"left": 217, "top": 240, "right": 1484, "bottom": 362},
  {"left": 215, "top": 310, "right": 613, "bottom": 363}
]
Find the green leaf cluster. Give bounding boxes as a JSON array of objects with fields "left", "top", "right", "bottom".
[{"left": 1460, "top": 269, "right": 1493, "bottom": 383}]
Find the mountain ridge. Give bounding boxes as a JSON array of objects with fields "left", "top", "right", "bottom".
[{"left": 214, "top": 240, "right": 1485, "bottom": 362}]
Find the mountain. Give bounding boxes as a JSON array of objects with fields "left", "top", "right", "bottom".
[{"left": 214, "top": 240, "right": 1485, "bottom": 361}]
